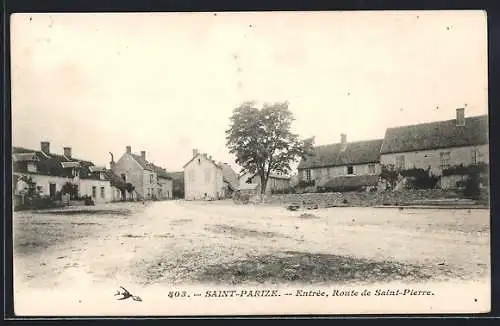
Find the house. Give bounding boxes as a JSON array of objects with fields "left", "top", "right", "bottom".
[
  {"left": 239, "top": 171, "right": 291, "bottom": 194},
  {"left": 13, "top": 142, "right": 118, "bottom": 203},
  {"left": 379, "top": 108, "right": 489, "bottom": 189},
  {"left": 110, "top": 146, "right": 173, "bottom": 200},
  {"left": 297, "top": 134, "right": 384, "bottom": 191},
  {"left": 183, "top": 149, "right": 239, "bottom": 200}
]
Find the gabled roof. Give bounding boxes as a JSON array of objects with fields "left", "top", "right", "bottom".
[
  {"left": 13, "top": 153, "right": 39, "bottom": 162},
  {"left": 12, "top": 146, "right": 101, "bottom": 180},
  {"left": 104, "top": 170, "right": 128, "bottom": 190},
  {"left": 129, "top": 153, "right": 172, "bottom": 179},
  {"left": 182, "top": 152, "right": 220, "bottom": 169},
  {"left": 380, "top": 115, "right": 489, "bottom": 154},
  {"left": 220, "top": 163, "right": 239, "bottom": 190},
  {"left": 298, "top": 139, "right": 383, "bottom": 170}
]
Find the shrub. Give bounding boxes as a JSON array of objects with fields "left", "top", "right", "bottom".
[
  {"left": 463, "top": 171, "right": 481, "bottom": 200},
  {"left": 442, "top": 162, "right": 488, "bottom": 177},
  {"left": 380, "top": 165, "right": 399, "bottom": 190},
  {"left": 14, "top": 196, "right": 62, "bottom": 211},
  {"left": 61, "top": 182, "right": 79, "bottom": 199},
  {"left": 401, "top": 167, "right": 440, "bottom": 190}
]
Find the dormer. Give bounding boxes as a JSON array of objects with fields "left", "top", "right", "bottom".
[
  {"left": 61, "top": 161, "right": 81, "bottom": 178},
  {"left": 13, "top": 152, "right": 39, "bottom": 173},
  {"left": 89, "top": 166, "right": 107, "bottom": 180}
]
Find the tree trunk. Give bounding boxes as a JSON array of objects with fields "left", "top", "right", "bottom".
[{"left": 260, "top": 174, "right": 268, "bottom": 195}]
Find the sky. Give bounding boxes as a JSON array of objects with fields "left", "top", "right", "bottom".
[{"left": 11, "top": 11, "right": 488, "bottom": 173}]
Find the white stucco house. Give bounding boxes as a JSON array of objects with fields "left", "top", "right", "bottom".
[{"left": 183, "top": 149, "right": 239, "bottom": 201}]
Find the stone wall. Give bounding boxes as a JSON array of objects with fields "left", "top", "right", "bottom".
[{"left": 264, "top": 189, "right": 484, "bottom": 207}]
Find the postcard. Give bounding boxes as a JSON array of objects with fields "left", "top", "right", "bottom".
[{"left": 10, "top": 10, "right": 490, "bottom": 316}]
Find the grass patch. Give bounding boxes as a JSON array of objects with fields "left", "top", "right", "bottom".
[
  {"left": 32, "top": 209, "right": 131, "bottom": 216},
  {"left": 298, "top": 213, "right": 319, "bottom": 219},
  {"left": 193, "top": 251, "right": 436, "bottom": 285},
  {"left": 207, "top": 224, "right": 283, "bottom": 239}
]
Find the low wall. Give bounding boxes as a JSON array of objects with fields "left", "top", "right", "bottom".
[{"left": 265, "top": 189, "right": 485, "bottom": 207}]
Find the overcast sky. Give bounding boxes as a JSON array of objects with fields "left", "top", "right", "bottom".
[{"left": 11, "top": 11, "right": 488, "bottom": 173}]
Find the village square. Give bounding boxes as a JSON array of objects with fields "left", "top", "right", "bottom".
[{"left": 9, "top": 12, "right": 490, "bottom": 315}]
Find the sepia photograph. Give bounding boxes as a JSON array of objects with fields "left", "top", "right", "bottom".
[{"left": 10, "top": 10, "right": 490, "bottom": 316}]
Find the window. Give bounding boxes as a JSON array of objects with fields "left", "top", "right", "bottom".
[
  {"left": 347, "top": 166, "right": 354, "bottom": 175},
  {"left": 316, "top": 169, "right": 322, "bottom": 179},
  {"left": 100, "top": 172, "right": 105, "bottom": 180},
  {"left": 305, "top": 170, "right": 311, "bottom": 181},
  {"left": 368, "top": 164, "right": 376, "bottom": 174},
  {"left": 121, "top": 173, "right": 126, "bottom": 181},
  {"left": 396, "top": 155, "right": 405, "bottom": 170},
  {"left": 472, "top": 148, "right": 478, "bottom": 165},
  {"left": 440, "top": 152, "right": 450, "bottom": 170},
  {"left": 27, "top": 162, "right": 37, "bottom": 173},
  {"left": 100, "top": 186, "right": 105, "bottom": 198},
  {"left": 150, "top": 174, "right": 154, "bottom": 184},
  {"left": 92, "top": 186, "right": 96, "bottom": 198},
  {"left": 147, "top": 188, "right": 151, "bottom": 197}
]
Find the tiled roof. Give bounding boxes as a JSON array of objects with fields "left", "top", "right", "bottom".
[
  {"left": 318, "top": 174, "right": 380, "bottom": 189},
  {"left": 129, "top": 153, "right": 172, "bottom": 179},
  {"left": 182, "top": 152, "right": 220, "bottom": 169},
  {"left": 380, "top": 115, "right": 489, "bottom": 154},
  {"left": 220, "top": 163, "right": 239, "bottom": 190},
  {"left": 298, "top": 139, "right": 383, "bottom": 170},
  {"left": 12, "top": 147, "right": 101, "bottom": 180},
  {"left": 104, "top": 170, "right": 128, "bottom": 190}
]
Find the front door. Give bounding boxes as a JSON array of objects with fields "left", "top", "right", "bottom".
[{"left": 49, "top": 183, "right": 56, "bottom": 198}]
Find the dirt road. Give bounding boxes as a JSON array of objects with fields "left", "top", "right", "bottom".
[{"left": 13, "top": 200, "right": 490, "bottom": 315}]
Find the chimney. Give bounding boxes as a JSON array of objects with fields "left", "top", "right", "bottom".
[
  {"left": 340, "top": 133, "right": 347, "bottom": 150},
  {"left": 41, "top": 141, "right": 50, "bottom": 154},
  {"left": 63, "top": 147, "right": 72, "bottom": 158},
  {"left": 456, "top": 108, "right": 465, "bottom": 126},
  {"left": 193, "top": 149, "right": 199, "bottom": 157},
  {"left": 126, "top": 145, "right": 131, "bottom": 153},
  {"left": 141, "top": 150, "right": 146, "bottom": 160},
  {"left": 109, "top": 152, "right": 115, "bottom": 171}
]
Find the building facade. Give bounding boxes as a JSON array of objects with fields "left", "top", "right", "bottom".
[
  {"left": 183, "top": 149, "right": 238, "bottom": 200},
  {"left": 380, "top": 108, "right": 489, "bottom": 189},
  {"left": 13, "top": 142, "right": 120, "bottom": 204},
  {"left": 297, "top": 134, "right": 383, "bottom": 191},
  {"left": 111, "top": 146, "right": 173, "bottom": 200}
]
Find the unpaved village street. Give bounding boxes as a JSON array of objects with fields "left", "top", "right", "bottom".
[{"left": 14, "top": 201, "right": 490, "bottom": 289}]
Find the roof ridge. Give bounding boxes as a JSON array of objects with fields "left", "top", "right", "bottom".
[
  {"left": 386, "top": 114, "right": 488, "bottom": 131},
  {"left": 314, "top": 138, "right": 384, "bottom": 148}
]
